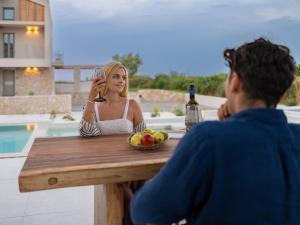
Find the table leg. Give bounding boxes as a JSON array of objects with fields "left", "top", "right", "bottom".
[{"left": 94, "top": 184, "right": 124, "bottom": 225}]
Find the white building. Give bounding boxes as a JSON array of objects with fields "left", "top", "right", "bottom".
[{"left": 0, "top": 0, "right": 54, "bottom": 96}]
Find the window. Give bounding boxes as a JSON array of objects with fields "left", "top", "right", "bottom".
[
  {"left": 3, "top": 8, "right": 15, "bottom": 20},
  {"left": 3, "top": 33, "right": 14, "bottom": 58},
  {"left": 3, "top": 70, "right": 15, "bottom": 96}
]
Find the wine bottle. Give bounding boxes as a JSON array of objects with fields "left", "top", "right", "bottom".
[{"left": 185, "top": 84, "right": 203, "bottom": 131}]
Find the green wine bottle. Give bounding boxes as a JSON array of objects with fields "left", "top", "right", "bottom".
[{"left": 185, "top": 84, "right": 202, "bottom": 131}]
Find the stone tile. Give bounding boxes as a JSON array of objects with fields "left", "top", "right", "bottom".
[
  {"left": 0, "top": 180, "right": 29, "bottom": 219},
  {"left": 25, "top": 186, "right": 93, "bottom": 216},
  {"left": 0, "top": 158, "right": 26, "bottom": 181},
  {"left": 0, "top": 217, "right": 23, "bottom": 225},
  {"left": 22, "top": 211, "right": 93, "bottom": 225}
]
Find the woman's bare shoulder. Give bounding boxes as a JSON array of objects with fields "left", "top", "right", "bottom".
[{"left": 129, "top": 99, "right": 141, "bottom": 109}]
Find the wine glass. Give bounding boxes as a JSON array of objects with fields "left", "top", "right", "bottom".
[{"left": 92, "top": 66, "right": 106, "bottom": 102}]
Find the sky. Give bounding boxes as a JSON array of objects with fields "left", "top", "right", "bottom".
[{"left": 50, "top": 0, "right": 300, "bottom": 79}]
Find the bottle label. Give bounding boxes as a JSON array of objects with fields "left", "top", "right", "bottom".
[{"left": 185, "top": 109, "right": 199, "bottom": 123}]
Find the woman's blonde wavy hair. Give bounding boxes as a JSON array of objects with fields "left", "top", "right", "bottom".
[{"left": 99, "top": 61, "right": 129, "bottom": 98}]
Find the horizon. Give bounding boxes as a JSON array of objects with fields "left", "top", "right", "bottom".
[{"left": 51, "top": 0, "right": 300, "bottom": 80}]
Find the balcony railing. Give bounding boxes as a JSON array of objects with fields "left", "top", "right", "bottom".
[
  {"left": 0, "top": 58, "right": 51, "bottom": 68},
  {"left": 0, "top": 20, "right": 45, "bottom": 28}
]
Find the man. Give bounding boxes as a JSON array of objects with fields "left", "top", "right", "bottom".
[{"left": 130, "top": 38, "right": 300, "bottom": 225}]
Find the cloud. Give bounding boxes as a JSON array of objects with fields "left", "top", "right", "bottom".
[
  {"left": 53, "top": 0, "right": 145, "bottom": 21},
  {"left": 51, "top": 0, "right": 211, "bottom": 23},
  {"left": 51, "top": 0, "right": 300, "bottom": 27},
  {"left": 237, "top": 0, "right": 272, "bottom": 4},
  {"left": 256, "top": 6, "right": 300, "bottom": 22}
]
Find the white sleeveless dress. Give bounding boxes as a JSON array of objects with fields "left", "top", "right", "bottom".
[{"left": 94, "top": 99, "right": 134, "bottom": 135}]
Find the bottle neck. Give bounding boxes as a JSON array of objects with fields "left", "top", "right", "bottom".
[{"left": 189, "top": 86, "right": 196, "bottom": 101}]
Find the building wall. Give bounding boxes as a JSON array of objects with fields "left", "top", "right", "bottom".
[
  {"left": 19, "top": 0, "right": 44, "bottom": 21},
  {"left": 42, "top": 0, "right": 52, "bottom": 67},
  {"left": 0, "top": 0, "right": 20, "bottom": 20},
  {"left": 0, "top": 32, "right": 2, "bottom": 58},
  {"left": 15, "top": 67, "right": 54, "bottom": 96},
  {"left": 0, "top": 0, "right": 52, "bottom": 66},
  {"left": 0, "top": 28, "right": 45, "bottom": 58},
  {"left": 0, "top": 70, "right": 3, "bottom": 95}
]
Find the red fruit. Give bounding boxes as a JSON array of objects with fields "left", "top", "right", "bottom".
[{"left": 141, "top": 134, "right": 155, "bottom": 146}]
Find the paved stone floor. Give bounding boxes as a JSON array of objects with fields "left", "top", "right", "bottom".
[{"left": 0, "top": 158, "right": 93, "bottom": 225}]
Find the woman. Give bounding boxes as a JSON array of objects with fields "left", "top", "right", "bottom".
[
  {"left": 79, "top": 61, "right": 145, "bottom": 225},
  {"left": 79, "top": 61, "right": 146, "bottom": 136}
]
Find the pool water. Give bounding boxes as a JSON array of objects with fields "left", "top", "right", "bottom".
[
  {"left": 46, "top": 127, "right": 79, "bottom": 137},
  {"left": 0, "top": 126, "right": 34, "bottom": 154}
]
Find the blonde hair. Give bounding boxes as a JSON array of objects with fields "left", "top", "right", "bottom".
[{"left": 101, "top": 61, "right": 129, "bottom": 98}]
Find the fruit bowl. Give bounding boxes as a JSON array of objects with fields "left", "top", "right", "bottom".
[{"left": 128, "top": 130, "right": 169, "bottom": 151}]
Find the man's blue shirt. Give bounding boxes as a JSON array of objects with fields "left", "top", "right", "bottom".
[{"left": 131, "top": 108, "right": 300, "bottom": 225}]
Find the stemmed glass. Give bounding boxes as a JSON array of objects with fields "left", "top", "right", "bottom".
[{"left": 93, "top": 66, "right": 106, "bottom": 102}]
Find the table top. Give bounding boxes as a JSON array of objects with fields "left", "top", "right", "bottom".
[{"left": 19, "top": 134, "right": 180, "bottom": 192}]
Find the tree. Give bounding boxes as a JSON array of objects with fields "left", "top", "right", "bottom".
[{"left": 112, "top": 53, "right": 143, "bottom": 77}]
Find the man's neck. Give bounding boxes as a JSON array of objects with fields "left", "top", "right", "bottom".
[{"left": 233, "top": 97, "right": 271, "bottom": 114}]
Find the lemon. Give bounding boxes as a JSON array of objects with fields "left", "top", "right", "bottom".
[
  {"left": 143, "top": 128, "right": 155, "bottom": 135},
  {"left": 153, "top": 132, "right": 165, "bottom": 143},
  {"left": 130, "top": 133, "right": 142, "bottom": 145},
  {"left": 160, "top": 131, "right": 168, "bottom": 140}
]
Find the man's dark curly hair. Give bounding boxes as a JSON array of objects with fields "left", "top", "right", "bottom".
[{"left": 224, "top": 38, "right": 296, "bottom": 107}]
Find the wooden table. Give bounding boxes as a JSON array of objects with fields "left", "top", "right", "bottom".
[{"left": 18, "top": 134, "right": 180, "bottom": 225}]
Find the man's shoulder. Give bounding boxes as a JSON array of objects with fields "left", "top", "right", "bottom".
[{"left": 191, "top": 120, "right": 237, "bottom": 139}]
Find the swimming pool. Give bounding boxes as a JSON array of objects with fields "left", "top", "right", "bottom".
[
  {"left": 0, "top": 125, "right": 35, "bottom": 154},
  {"left": 46, "top": 127, "right": 79, "bottom": 137}
]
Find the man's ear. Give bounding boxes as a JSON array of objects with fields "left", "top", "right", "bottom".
[{"left": 228, "top": 72, "right": 241, "bottom": 93}]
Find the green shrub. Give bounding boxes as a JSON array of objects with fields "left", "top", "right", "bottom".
[
  {"left": 196, "top": 74, "right": 227, "bottom": 96},
  {"left": 296, "top": 64, "right": 300, "bottom": 76},
  {"left": 129, "top": 75, "right": 153, "bottom": 89},
  {"left": 62, "top": 114, "right": 75, "bottom": 121},
  {"left": 152, "top": 74, "right": 171, "bottom": 90},
  {"left": 50, "top": 110, "right": 57, "bottom": 120},
  {"left": 282, "top": 84, "right": 298, "bottom": 106},
  {"left": 151, "top": 105, "right": 160, "bottom": 117},
  {"left": 215, "top": 81, "right": 226, "bottom": 97},
  {"left": 128, "top": 72, "right": 227, "bottom": 97},
  {"left": 28, "top": 91, "right": 35, "bottom": 96},
  {"left": 173, "top": 105, "right": 184, "bottom": 116}
]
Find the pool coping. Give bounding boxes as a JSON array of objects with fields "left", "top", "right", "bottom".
[
  {"left": 0, "top": 112, "right": 188, "bottom": 159},
  {"left": 0, "top": 122, "right": 49, "bottom": 159},
  {"left": 1, "top": 109, "right": 299, "bottom": 159},
  {"left": 0, "top": 151, "right": 28, "bottom": 159}
]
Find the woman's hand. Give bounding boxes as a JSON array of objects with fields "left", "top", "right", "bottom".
[
  {"left": 218, "top": 101, "right": 231, "bottom": 121},
  {"left": 88, "top": 76, "right": 106, "bottom": 101}
]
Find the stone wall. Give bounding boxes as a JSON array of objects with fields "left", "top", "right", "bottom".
[
  {"left": 136, "top": 89, "right": 185, "bottom": 102},
  {"left": 15, "top": 68, "right": 55, "bottom": 96},
  {"left": 67, "top": 89, "right": 185, "bottom": 105},
  {"left": 71, "top": 92, "right": 89, "bottom": 107},
  {"left": 0, "top": 95, "right": 71, "bottom": 115},
  {"left": 55, "top": 81, "right": 91, "bottom": 93}
]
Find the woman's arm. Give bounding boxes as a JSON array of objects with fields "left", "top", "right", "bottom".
[
  {"left": 79, "top": 76, "right": 106, "bottom": 137},
  {"left": 130, "top": 99, "right": 146, "bottom": 133},
  {"left": 79, "top": 102, "right": 102, "bottom": 137}
]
